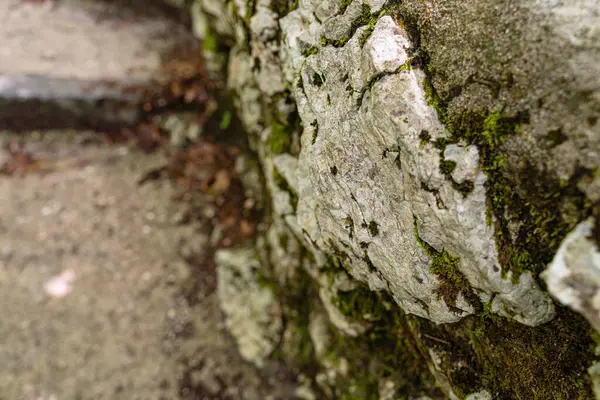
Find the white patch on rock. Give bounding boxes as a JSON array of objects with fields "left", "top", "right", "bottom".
[
  {"left": 366, "top": 17, "right": 410, "bottom": 73},
  {"left": 542, "top": 218, "right": 600, "bottom": 330},
  {"left": 216, "top": 248, "right": 283, "bottom": 367},
  {"left": 444, "top": 144, "right": 480, "bottom": 184},
  {"left": 308, "top": 311, "right": 331, "bottom": 360},
  {"left": 465, "top": 390, "right": 493, "bottom": 400},
  {"left": 364, "top": 0, "right": 386, "bottom": 12},
  {"left": 250, "top": 7, "right": 279, "bottom": 42},
  {"left": 588, "top": 361, "right": 600, "bottom": 399}
]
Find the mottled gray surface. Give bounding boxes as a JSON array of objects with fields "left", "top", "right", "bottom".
[
  {"left": 216, "top": 248, "right": 283, "bottom": 368},
  {"left": 0, "top": 132, "right": 278, "bottom": 400},
  {"left": 192, "top": 0, "right": 600, "bottom": 397},
  {"left": 0, "top": 0, "right": 193, "bottom": 82},
  {"left": 543, "top": 219, "right": 600, "bottom": 330},
  {"left": 402, "top": 0, "right": 600, "bottom": 186}
]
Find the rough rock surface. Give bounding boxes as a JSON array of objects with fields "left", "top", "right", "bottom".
[
  {"left": 216, "top": 248, "right": 283, "bottom": 367},
  {"left": 543, "top": 218, "right": 600, "bottom": 330},
  {"left": 191, "top": 0, "right": 600, "bottom": 397}
]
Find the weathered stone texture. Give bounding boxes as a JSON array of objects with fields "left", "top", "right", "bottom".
[{"left": 192, "top": 0, "right": 600, "bottom": 397}]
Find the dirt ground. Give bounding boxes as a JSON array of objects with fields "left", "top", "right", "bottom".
[
  {"left": 0, "top": 131, "right": 295, "bottom": 400},
  {"left": 0, "top": 1, "right": 300, "bottom": 398}
]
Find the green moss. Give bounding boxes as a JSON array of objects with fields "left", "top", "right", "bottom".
[
  {"left": 327, "top": 93, "right": 332, "bottom": 105},
  {"left": 273, "top": 166, "right": 299, "bottom": 211},
  {"left": 321, "top": 4, "right": 372, "bottom": 48},
  {"left": 357, "top": 60, "right": 412, "bottom": 107},
  {"left": 419, "top": 130, "right": 431, "bottom": 146},
  {"left": 468, "top": 309, "right": 595, "bottom": 399},
  {"left": 267, "top": 120, "right": 292, "bottom": 154},
  {"left": 418, "top": 57, "right": 591, "bottom": 280},
  {"left": 439, "top": 159, "right": 457, "bottom": 175},
  {"left": 338, "top": 0, "right": 352, "bottom": 14},
  {"left": 393, "top": 12, "right": 597, "bottom": 396},
  {"left": 481, "top": 112, "right": 515, "bottom": 150},
  {"left": 344, "top": 215, "right": 354, "bottom": 238},
  {"left": 202, "top": 28, "right": 218, "bottom": 53},
  {"left": 263, "top": 254, "right": 320, "bottom": 376},
  {"left": 219, "top": 110, "right": 232, "bottom": 130},
  {"left": 244, "top": 0, "right": 257, "bottom": 23},
  {"left": 367, "top": 221, "right": 379, "bottom": 237},
  {"left": 271, "top": 0, "right": 298, "bottom": 16},
  {"left": 312, "top": 72, "right": 324, "bottom": 87},
  {"left": 302, "top": 46, "right": 319, "bottom": 57},
  {"left": 296, "top": 73, "right": 304, "bottom": 89},
  {"left": 279, "top": 234, "right": 289, "bottom": 251},
  {"left": 327, "top": 281, "right": 442, "bottom": 399},
  {"left": 413, "top": 217, "right": 480, "bottom": 310}
]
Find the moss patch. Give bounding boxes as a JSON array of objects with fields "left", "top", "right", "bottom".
[
  {"left": 266, "top": 120, "right": 292, "bottom": 154},
  {"left": 328, "top": 281, "right": 442, "bottom": 399},
  {"left": 367, "top": 220, "right": 379, "bottom": 237},
  {"left": 321, "top": 4, "right": 371, "bottom": 48},
  {"left": 312, "top": 72, "right": 325, "bottom": 87},
  {"left": 271, "top": 0, "right": 299, "bottom": 17},
  {"left": 202, "top": 27, "right": 218, "bottom": 53},
  {"left": 302, "top": 46, "right": 319, "bottom": 57},
  {"left": 413, "top": 217, "right": 480, "bottom": 310}
]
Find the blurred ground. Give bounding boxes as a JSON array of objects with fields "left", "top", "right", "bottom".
[
  {"left": 0, "top": 1, "right": 296, "bottom": 399},
  {"left": 0, "top": 131, "right": 293, "bottom": 400}
]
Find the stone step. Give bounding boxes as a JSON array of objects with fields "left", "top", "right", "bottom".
[{"left": 0, "top": 0, "right": 201, "bottom": 132}]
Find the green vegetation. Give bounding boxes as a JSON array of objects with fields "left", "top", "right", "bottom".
[
  {"left": 439, "top": 159, "right": 456, "bottom": 175},
  {"left": 312, "top": 72, "right": 324, "bottom": 87},
  {"left": 271, "top": 0, "right": 299, "bottom": 16},
  {"left": 344, "top": 215, "right": 354, "bottom": 238},
  {"left": 321, "top": 4, "right": 371, "bottom": 48},
  {"left": 338, "top": 0, "right": 352, "bottom": 14},
  {"left": 219, "top": 110, "right": 233, "bottom": 130},
  {"left": 310, "top": 119, "right": 319, "bottom": 144},
  {"left": 302, "top": 46, "right": 319, "bottom": 57},
  {"left": 266, "top": 120, "right": 292, "bottom": 154},
  {"left": 367, "top": 221, "right": 379, "bottom": 237},
  {"left": 327, "top": 274, "right": 441, "bottom": 399},
  {"left": 357, "top": 60, "right": 412, "bottom": 107},
  {"left": 413, "top": 217, "right": 480, "bottom": 309},
  {"left": 420, "top": 66, "right": 590, "bottom": 278},
  {"left": 202, "top": 28, "right": 218, "bottom": 53}
]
